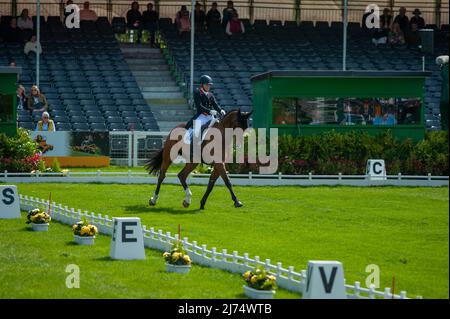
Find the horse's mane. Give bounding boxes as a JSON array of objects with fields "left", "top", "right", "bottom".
[{"left": 216, "top": 109, "right": 240, "bottom": 128}]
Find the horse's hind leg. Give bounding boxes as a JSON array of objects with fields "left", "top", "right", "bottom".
[
  {"left": 149, "top": 155, "right": 171, "bottom": 206},
  {"left": 178, "top": 163, "right": 198, "bottom": 208}
]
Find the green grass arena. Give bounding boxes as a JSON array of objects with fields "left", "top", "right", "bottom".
[{"left": 1, "top": 183, "right": 448, "bottom": 299}]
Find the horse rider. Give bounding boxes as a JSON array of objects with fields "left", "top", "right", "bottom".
[{"left": 185, "top": 75, "right": 226, "bottom": 143}]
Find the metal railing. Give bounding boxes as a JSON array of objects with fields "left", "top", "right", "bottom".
[
  {"left": 109, "top": 131, "right": 169, "bottom": 167},
  {"left": 1, "top": 1, "right": 448, "bottom": 25}
]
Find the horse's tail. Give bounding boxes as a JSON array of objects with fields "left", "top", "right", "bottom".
[{"left": 145, "top": 148, "right": 164, "bottom": 175}]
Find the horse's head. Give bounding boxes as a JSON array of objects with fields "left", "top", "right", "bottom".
[{"left": 223, "top": 109, "right": 253, "bottom": 130}]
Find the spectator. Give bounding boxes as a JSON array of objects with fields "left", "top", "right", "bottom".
[
  {"left": 206, "top": 2, "right": 221, "bottom": 31},
  {"left": 380, "top": 8, "right": 393, "bottom": 30},
  {"left": 176, "top": 5, "right": 191, "bottom": 35},
  {"left": 393, "top": 6, "right": 409, "bottom": 34},
  {"left": 194, "top": 1, "right": 206, "bottom": 30},
  {"left": 80, "top": 1, "right": 98, "bottom": 22},
  {"left": 372, "top": 8, "right": 392, "bottom": 45},
  {"left": 389, "top": 22, "right": 405, "bottom": 46},
  {"left": 35, "top": 112, "right": 56, "bottom": 132},
  {"left": 406, "top": 23, "right": 422, "bottom": 49},
  {"left": 27, "top": 85, "right": 48, "bottom": 114},
  {"left": 226, "top": 12, "right": 245, "bottom": 36},
  {"left": 373, "top": 105, "right": 383, "bottom": 125},
  {"left": 5, "top": 18, "right": 23, "bottom": 43},
  {"left": 17, "top": 9, "right": 33, "bottom": 37},
  {"left": 222, "top": 1, "right": 237, "bottom": 28},
  {"left": 410, "top": 8, "right": 425, "bottom": 30},
  {"left": 24, "top": 35, "right": 42, "bottom": 55},
  {"left": 127, "top": 1, "right": 143, "bottom": 43},
  {"left": 384, "top": 109, "right": 397, "bottom": 125},
  {"left": 142, "top": 2, "right": 159, "bottom": 48},
  {"left": 16, "top": 85, "right": 27, "bottom": 110}
]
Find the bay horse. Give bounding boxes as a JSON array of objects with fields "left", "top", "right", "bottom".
[{"left": 145, "top": 110, "right": 252, "bottom": 210}]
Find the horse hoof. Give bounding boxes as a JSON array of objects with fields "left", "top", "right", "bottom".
[
  {"left": 200, "top": 204, "right": 205, "bottom": 210},
  {"left": 234, "top": 201, "right": 243, "bottom": 208},
  {"left": 182, "top": 200, "right": 190, "bottom": 208},
  {"left": 149, "top": 199, "right": 156, "bottom": 206}
]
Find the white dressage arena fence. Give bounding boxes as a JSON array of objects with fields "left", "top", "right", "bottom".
[
  {"left": 1, "top": 171, "right": 448, "bottom": 187},
  {"left": 18, "top": 194, "right": 421, "bottom": 299}
]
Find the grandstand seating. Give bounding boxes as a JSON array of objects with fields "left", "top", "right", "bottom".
[
  {"left": 159, "top": 19, "right": 449, "bottom": 130},
  {"left": 1, "top": 13, "right": 448, "bottom": 132},
  {"left": 0, "top": 16, "right": 159, "bottom": 132}
]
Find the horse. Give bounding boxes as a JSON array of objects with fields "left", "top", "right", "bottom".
[{"left": 145, "top": 109, "right": 252, "bottom": 210}]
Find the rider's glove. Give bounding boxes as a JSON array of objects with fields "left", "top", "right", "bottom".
[
  {"left": 220, "top": 110, "right": 226, "bottom": 116},
  {"left": 210, "top": 110, "right": 218, "bottom": 116}
]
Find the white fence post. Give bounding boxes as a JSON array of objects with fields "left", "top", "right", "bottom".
[
  {"left": 243, "top": 253, "right": 249, "bottom": 267},
  {"left": 232, "top": 251, "right": 238, "bottom": 265},
  {"left": 288, "top": 266, "right": 294, "bottom": 281},
  {"left": 369, "top": 284, "right": 376, "bottom": 299},
  {"left": 276, "top": 262, "right": 282, "bottom": 277},
  {"left": 265, "top": 259, "right": 271, "bottom": 270},
  {"left": 384, "top": 287, "right": 391, "bottom": 299},
  {"left": 192, "top": 241, "right": 198, "bottom": 255},
  {"left": 354, "top": 281, "right": 361, "bottom": 298}
]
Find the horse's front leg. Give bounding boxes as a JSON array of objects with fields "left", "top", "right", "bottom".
[
  {"left": 200, "top": 167, "right": 220, "bottom": 210},
  {"left": 216, "top": 163, "right": 242, "bottom": 208},
  {"left": 178, "top": 163, "right": 198, "bottom": 208}
]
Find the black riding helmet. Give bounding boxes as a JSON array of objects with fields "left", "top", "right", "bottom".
[{"left": 200, "top": 75, "right": 213, "bottom": 86}]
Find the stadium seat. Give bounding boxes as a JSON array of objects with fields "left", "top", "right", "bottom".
[
  {"left": 73, "top": 123, "right": 90, "bottom": 131},
  {"left": 106, "top": 116, "right": 123, "bottom": 124},
  {"left": 56, "top": 123, "right": 72, "bottom": 131},
  {"left": 54, "top": 115, "right": 70, "bottom": 123},
  {"left": 19, "top": 122, "right": 35, "bottom": 130},
  {"left": 91, "top": 123, "right": 108, "bottom": 131},
  {"left": 109, "top": 123, "right": 126, "bottom": 131},
  {"left": 88, "top": 116, "right": 105, "bottom": 123}
]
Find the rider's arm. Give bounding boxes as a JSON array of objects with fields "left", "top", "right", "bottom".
[
  {"left": 209, "top": 94, "right": 224, "bottom": 113},
  {"left": 194, "top": 90, "right": 212, "bottom": 114}
]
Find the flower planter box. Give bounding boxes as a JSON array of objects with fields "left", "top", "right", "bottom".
[
  {"left": 31, "top": 223, "right": 49, "bottom": 232},
  {"left": 243, "top": 285, "right": 276, "bottom": 299},
  {"left": 74, "top": 235, "right": 95, "bottom": 245},
  {"left": 166, "top": 263, "right": 191, "bottom": 274}
]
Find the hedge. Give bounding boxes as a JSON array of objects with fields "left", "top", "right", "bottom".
[
  {"left": 0, "top": 128, "right": 40, "bottom": 173},
  {"left": 227, "top": 130, "right": 449, "bottom": 176}
]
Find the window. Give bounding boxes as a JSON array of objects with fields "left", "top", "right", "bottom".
[
  {"left": 0, "top": 94, "right": 14, "bottom": 123},
  {"left": 272, "top": 97, "right": 421, "bottom": 126}
]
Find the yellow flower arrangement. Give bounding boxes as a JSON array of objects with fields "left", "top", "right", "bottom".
[
  {"left": 242, "top": 267, "right": 277, "bottom": 291},
  {"left": 26, "top": 208, "right": 51, "bottom": 224},
  {"left": 182, "top": 255, "right": 191, "bottom": 264},
  {"left": 163, "top": 243, "right": 192, "bottom": 266},
  {"left": 72, "top": 219, "right": 98, "bottom": 237}
]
